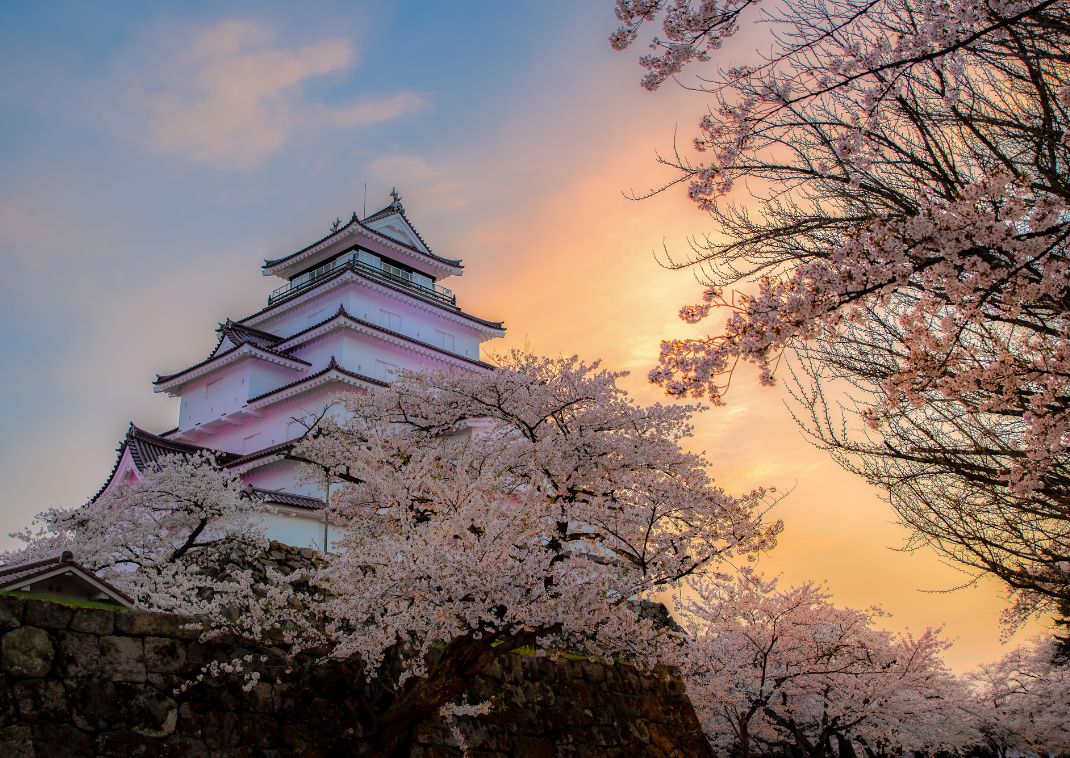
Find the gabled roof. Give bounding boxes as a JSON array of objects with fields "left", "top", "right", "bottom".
[
  {"left": 361, "top": 200, "right": 435, "bottom": 253},
  {"left": 261, "top": 203, "right": 463, "bottom": 272},
  {"left": 278, "top": 304, "right": 494, "bottom": 370},
  {"left": 0, "top": 551, "right": 135, "bottom": 607}
]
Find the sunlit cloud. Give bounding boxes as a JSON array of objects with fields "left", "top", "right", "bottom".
[{"left": 110, "top": 19, "right": 427, "bottom": 168}]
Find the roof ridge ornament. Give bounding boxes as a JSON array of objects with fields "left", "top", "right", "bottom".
[{"left": 389, "top": 187, "right": 402, "bottom": 209}]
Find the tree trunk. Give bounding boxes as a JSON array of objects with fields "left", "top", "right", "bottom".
[
  {"left": 738, "top": 713, "right": 751, "bottom": 758},
  {"left": 362, "top": 636, "right": 508, "bottom": 757},
  {"left": 836, "top": 734, "right": 858, "bottom": 758}
]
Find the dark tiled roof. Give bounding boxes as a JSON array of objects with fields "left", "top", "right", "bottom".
[
  {"left": 0, "top": 552, "right": 135, "bottom": 606},
  {"left": 218, "top": 320, "right": 283, "bottom": 351},
  {"left": 239, "top": 266, "right": 505, "bottom": 332},
  {"left": 91, "top": 425, "right": 238, "bottom": 503},
  {"left": 250, "top": 488, "right": 325, "bottom": 511},
  {"left": 262, "top": 206, "right": 463, "bottom": 270},
  {"left": 224, "top": 440, "right": 296, "bottom": 468},
  {"left": 125, "top": 425, "right": 238, "bottom": 468},
  {"left": 279, "top": 304, "right": 494, "bottom": 369},
  {"left": 246, "top": 356, "right": 388, "bottom": 405},
  {"left": 155, "top": 342, "right": 310, "bottom": 386}
]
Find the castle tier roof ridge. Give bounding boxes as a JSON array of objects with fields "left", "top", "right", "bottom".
[
  {"left": 278, "top": 304, "right": 494, "bottom": 370},
  {"left": 245, "top": 356, "right": 389, "bottom": 406},
  {"left": 262, "top": 205, "right": 462, "bottom": 270},
  {"left": 154, "top": 342, "right": 311, "bottom": 387},
  {"left": 237, "top": 265, "right": 505, "bottom": 332}
]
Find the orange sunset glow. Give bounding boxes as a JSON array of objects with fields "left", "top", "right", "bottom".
[{"left": 0, "top": 1, "right": 1051, "bottom": 681}]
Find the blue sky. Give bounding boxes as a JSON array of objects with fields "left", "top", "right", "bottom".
[{"left": 0, "top": 1, "right": 1040, "bottom": 669}]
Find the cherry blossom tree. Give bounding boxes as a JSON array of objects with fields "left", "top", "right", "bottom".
[
  {"left": 286, "top": 351, "right": 781, "bottom": 754},
  {"left": 681, "top": 573, "right": 978, "bottom": 757},
  {"left": 971, "top": 637, "right": 1070, "bottom": 756},
  {"left": 1, "top": 452, "right": 299, "bottom": 627},
  {"left": 610, "top": 0, "right": 1070, "bottom": 620}
]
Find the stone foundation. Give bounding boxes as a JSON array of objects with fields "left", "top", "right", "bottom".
[{"left": 0, "top": 595, "right": 711, "bottom": 757}]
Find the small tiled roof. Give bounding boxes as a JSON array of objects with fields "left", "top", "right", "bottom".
[
  {"left": 224, "top": 440, "right": 296, "bottom": 468},
  {"left": 217, "top": 320, "right": 283, "bottom": 351},
  {"left": 250, "top": 488, "right": 325, "bottom": 511},
  {"left": 279, "top": 304, "right": 494, "bottom": 370},
  {"left": 0, "top": 551, "right": 135, "bottom": 607}
]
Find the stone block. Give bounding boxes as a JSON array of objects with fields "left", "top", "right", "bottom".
[
  {"left": 95, "top": 730, "right": 161, "bottom": 757},
  {"left": 24, "top": 599, "right": 72, "bottom": 630},
  {"left": 128, "top": 688, "right": 178, "bottom": 738},
  {"left": 70, "top": 607, "right": 115, "bottom": 635},
  {"left": 581, "top": 660, "right": 606, "bottom": 683},
  {"left": 100, "top": 634, "right": 146, "bottom": 682},
  {"left": 0, "top": 597, "right": 22, "bottom": 629},
  {"left": 30, "top": 722, "right": 94, "bottom": 758},
  {"left": 242, "top": 680, "right": 274, "bottom": 713},
  {"left": 201, "top": 711, "right": 241, "bottom": 750},
  {"left": 13, "top": 679, "right": 68, "bottom": 721},
  {"left": 160, "top": 735, "right": 210, "bottom": 757},
  {"left": 1, "top": 627, "right": 54, "bottom": 677},
  {"left": 240, "top": 713, "right": 281, "bottom": 748},
  {"left": 0, "top": 724, "right": 33, "bottom": 758},
  {"left": 115, "top": 610, "right": 202, "bottom": 639},
  {"left": 69, "top": 680, "right": 119, "bottom": 731},
  {"left": 145, "top": 636, "right": 187, "bottom": 674},
  {"left": 58, "top": 631, "right": 101, "bottom": 678}
]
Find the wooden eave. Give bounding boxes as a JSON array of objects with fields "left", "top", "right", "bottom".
[{"left": 154, "top": 343, "right": 311, "bottom": 395}]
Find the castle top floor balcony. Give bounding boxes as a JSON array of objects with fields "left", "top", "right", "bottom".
[{"left": 268, "top": 250, "right": 456, "bottom": 308}]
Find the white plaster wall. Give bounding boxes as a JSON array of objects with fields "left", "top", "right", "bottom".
[
  {"left": 242, "top": 460, "right": 323, "bottom": 497},
  {"left": 186, "top": 386, "right": 351, "bottom": 453},
  {"left": 261, "top": 510, "right": 340, "bottom": 552},
  {"left": 179, "top": 364, "right": 251, "bottom": 429},
  {"left": 248, "top": 362, "right": 303, "bottom": 398},
  {"left": 255, "top": 278, "right": 488, "bottom": 359}
]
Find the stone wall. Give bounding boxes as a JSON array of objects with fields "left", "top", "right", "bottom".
[{"left": 0, "top": 595, "right": 711, "bottom": 757}]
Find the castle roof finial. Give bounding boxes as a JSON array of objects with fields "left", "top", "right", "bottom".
[{"left": 389, "top": 187, "right": 402, "bottom": 208}]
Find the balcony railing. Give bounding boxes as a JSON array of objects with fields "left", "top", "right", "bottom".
[{"left": 268, "top": 253, "right": 456, "bottom": 307}]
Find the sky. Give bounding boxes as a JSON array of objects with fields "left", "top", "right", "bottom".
[{"left": 0, "top": 1, "right": 1048, "bottom": 671}]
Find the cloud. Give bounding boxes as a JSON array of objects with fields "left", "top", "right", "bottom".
[
  {"left": 330, "top": 92, "right": 428, "bottom": 127},
  {"left": 112, "top": 19, "right": 427, "bottom": 168}
]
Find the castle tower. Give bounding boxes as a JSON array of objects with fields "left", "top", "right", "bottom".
[{"left": 94, "top": 194, "right": 504, "bottom": 548}]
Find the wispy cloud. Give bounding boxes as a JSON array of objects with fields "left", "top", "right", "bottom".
[{"left": 111, "top": 19, "right": 427, "bottom": 168}]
